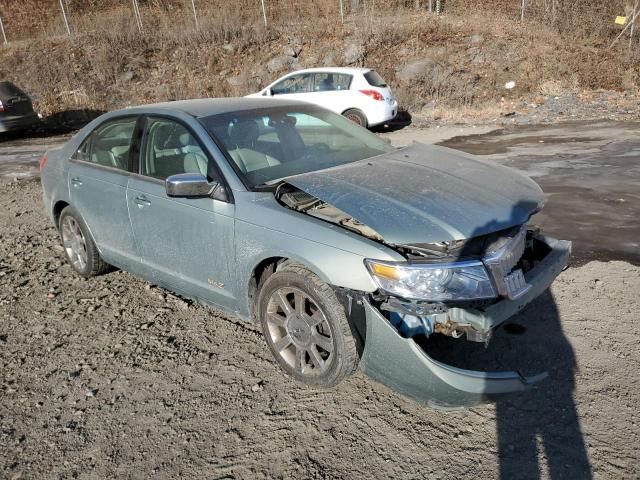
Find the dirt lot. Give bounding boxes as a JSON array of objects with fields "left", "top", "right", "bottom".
[{"left": 1, "top": 123, "right": 640, "bottom": 479}]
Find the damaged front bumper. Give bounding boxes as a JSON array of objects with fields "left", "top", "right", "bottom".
[{"left": 358, "top": 235, "right": 571, "bottom": 408}]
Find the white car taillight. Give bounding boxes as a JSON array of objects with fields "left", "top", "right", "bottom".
[{"left": 359, "top": 89, "right": 384, "bottom": 101}]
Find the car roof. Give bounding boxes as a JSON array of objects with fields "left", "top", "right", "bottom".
[
  {"left": 283, "top": 67, "right": 371, "bottom": 75},
  {"left": 114, "top": 97, "right": 315, "bottom": 118}
]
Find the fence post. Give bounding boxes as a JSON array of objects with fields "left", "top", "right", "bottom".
[
  {"left": 261, "top": 0, "right": 268, "bottom": 27},
  {"left": 520, "top": 0, "right": 526, "bottom": 21},
  {"left": 0, "top": 16, "right": 7, "bottom": 44},
  {"left": 191, "top": 0, "right": 199, "bottom": 29},
  {"left": 59, "top": 0, "right": 71, "bottom": 36},
  {"left": 339, "top": 0, "right": 344, "bottom": 24}
]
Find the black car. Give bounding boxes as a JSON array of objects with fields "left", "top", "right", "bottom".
[{"left": 0, "top": 81, "right": 40, "bottom": 134}]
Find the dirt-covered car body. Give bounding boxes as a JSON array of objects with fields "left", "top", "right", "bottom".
[{"left": 40, "top": 98, "right": 570, "bottom": 408}]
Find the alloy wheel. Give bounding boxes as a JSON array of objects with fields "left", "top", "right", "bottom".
[
  {"left": 61, "top": 216, "right": 88, "bottom": 272},
  {"left": 265, "top": 287, "right": 335, "bottom": 376}
]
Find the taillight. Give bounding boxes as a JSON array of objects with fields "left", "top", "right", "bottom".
[
  {"left": 359, "top": 89, "right": 384, "bottom": 101},
  {"left": 39, "top": 154, "right": 48, "bottom": 171},
  {"left": 0, "top": 100, "right": 4, "bottom": 112}
]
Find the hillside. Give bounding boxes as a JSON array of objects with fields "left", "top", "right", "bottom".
[{"left": 0, "top": 0, "right": 637, "bottom": 123}]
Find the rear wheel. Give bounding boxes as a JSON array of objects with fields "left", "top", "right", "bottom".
[
  {"left": 59, "top": 206, "right": 110, "bottom": 277},
  {"left": 257, "top": 263, "right": 358, "bottom": 387},
  {"left": 342, "top": 108, "right": 368, "bottom": 128}
]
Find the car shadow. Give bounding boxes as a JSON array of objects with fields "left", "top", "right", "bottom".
[
  {"left": 0, "top": 108, "right": 103, "bottom": 142},
  {"left": 370, "top": 109, "right": 412, "bottom": 133},
  {"left": 424, "top": 201, "right": 592, "bottom": 479}
]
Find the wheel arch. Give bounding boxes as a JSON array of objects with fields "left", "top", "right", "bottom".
[
  {"left": 52, "top": 200, "right": 70, "bottom": 228},
  {"left": 246, "top": 255, "right": 334, "bottom": 321}
]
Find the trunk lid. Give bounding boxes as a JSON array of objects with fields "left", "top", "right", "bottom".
[{"left": 0, "top": 82, "right": 34, "bottom": 116}]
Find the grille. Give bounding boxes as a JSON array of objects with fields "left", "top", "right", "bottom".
[{"left": 482, "top": 225, "right": 531, "bottom": 300}]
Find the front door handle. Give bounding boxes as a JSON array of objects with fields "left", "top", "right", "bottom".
[
  {"left": 134, "top": 195, "right": 151, "bottom": 207},
  {"left": 70, "top": 177, "right": 83, "bottom": 187}
]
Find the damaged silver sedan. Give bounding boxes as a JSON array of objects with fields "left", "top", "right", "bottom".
[{"left": 40, "top": 98, "right": 570, "bottom": 408}]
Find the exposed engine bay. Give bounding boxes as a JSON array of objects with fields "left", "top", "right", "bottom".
[
  {"left": 276, "top": 183, "right": 554, "bottom": 344},
  {"left": 277, "top": 184, "right": 383, "bottom": 241}
]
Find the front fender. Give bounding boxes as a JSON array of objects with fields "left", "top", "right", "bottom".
[{"left": 235, "top": 218, "right": 382, "bottom": 318}]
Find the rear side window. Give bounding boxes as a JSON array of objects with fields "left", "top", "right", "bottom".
[
  {"left": 0, "top": 81, "right": 26, "bottom": 98},
  {"left": 313, "top": 73, "right": 353, "bottom": 92},
  {"left": 363, "top": 70, "right": 387, "bottom": 87},
  {"left": 141, "top": 117, "right": 210, "bottom": 180},
  {"left": 74, "top": 117, "right": 137, "bottom": 171}
]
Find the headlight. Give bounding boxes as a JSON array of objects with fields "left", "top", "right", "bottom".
[{"left": 365, "top": 259, "right": 497, "bottom": 301}]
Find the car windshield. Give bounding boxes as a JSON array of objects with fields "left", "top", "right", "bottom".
[{"left": 199, "top": 105, "right": 394, "bottom": 189}]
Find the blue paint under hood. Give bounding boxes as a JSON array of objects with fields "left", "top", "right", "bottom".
[{"left": 283, "top": 143, "right": 544, "bottom": 245}]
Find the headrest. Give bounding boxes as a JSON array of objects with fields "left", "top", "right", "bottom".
[{"left": 228, "top": 119, "right": 260, "bottom": 148}]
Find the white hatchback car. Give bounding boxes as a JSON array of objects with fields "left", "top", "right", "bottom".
[{"left": 249, "top": 67, "right": 398, "bottom": 128}]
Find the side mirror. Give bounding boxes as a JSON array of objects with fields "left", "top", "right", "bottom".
[
  {"left": 263, "top": 88, "right": 273, "bottom": 97},
  {"left": 165, "top": 173, "right": 216, "bottom": 198}
]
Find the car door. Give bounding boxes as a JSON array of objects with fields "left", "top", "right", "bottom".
[
  {"left": 269, "top": 73, "right": 313, "bottom": 102},
  {"left": 126, "top": 115, "right": 236, "bottom": 310},
  {"left": 67, "top": 116, "right": 140, "bottom": 269},
  {"left": 305, "top": 72, "right": 355, "bottom": 115}
]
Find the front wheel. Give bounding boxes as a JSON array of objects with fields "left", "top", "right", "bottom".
[
  {"left": 342, "top": 108, "right": 368, "bottom": 128},
  {"left": 257, "top": 264, "right": 358, "bottom": 387}
]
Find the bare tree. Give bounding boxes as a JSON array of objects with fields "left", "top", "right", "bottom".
[
  {"left": 0, "top": 16, "right": 7, "bottom": 44},
  {"left": 190, "top": 0, "right": 198, "bottom": 29},
  {"left": 59, "top": 0, "right": 71, "bottom": 36},
  {"left": 261, "top": 0, "right": 268, "bottom": 27},
  {"left": 132, "top": 0, "right": 143, "bottom": 33}
]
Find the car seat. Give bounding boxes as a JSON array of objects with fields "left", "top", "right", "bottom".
[
  {"left": 180, "top": 132, "right": 208, "bottom": 176},
  {"left": 227, "top": 119, "right": 280, "bottom": 173}
]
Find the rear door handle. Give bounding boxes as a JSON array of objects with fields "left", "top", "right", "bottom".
[
  {"left": 70, "top": 177, "right": 83, "bottom": 187},
  {"left": 135, "top": 195, "right": 151, "bottom": 207}
]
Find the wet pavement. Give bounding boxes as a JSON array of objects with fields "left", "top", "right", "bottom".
[
  {"left": 440, "top": 121, "right": 640, "bottom": 267},
  {"left": 2, "top": 120, "right": 639, "bottom": 266},
  {"left": 0, "top": 133, "right": 68, "bottom": 180},
  {"left": 387, "top": 120, "right": 640, "bottom": 267}
]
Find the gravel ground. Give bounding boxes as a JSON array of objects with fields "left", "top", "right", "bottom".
[{"left": 1, "top": 179, "right": 639, "bottom": 479}]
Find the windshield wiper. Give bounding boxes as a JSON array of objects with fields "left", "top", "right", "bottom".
[{"left": 253, "top": 179, "right": 284, "bottom": 191}]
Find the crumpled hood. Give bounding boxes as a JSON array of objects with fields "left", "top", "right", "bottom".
[{"left": 283, "top": 143, "right": 544, "bottom": 245}]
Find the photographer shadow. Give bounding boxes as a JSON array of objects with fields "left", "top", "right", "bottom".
[{"left": 425, "top": 201, "right": 592, "bottom": 479}]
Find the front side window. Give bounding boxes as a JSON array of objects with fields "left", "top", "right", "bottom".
[
  {"left": 141, "top": 118, "right": 210, "bottom": 180},
  {"left": 200, "top": 106, "right": 394, "bottom": 189},
  {"left": 313, "top": 73, "right": 352, "bottom": 92},
  {"left": 74, "top": 117, "right": 137, "bottom": 171},
  {"left": 271, "top": 74, "right": 312, "bottom": 95}
]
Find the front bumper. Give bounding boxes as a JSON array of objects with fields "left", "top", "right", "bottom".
[{"left": 358, "top": 235, "right": 571, "bottom": 408}]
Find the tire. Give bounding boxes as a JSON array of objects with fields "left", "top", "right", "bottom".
[
  {"left": 58, "top": 206, "right": 110, "bottom": 278},
  {"left": 257, "top": 263, "right": 358, "bottom": 387},
  {"left": 342, "top": 108, "right": 368, "bottom": 128}
]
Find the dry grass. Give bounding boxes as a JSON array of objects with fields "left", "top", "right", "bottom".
[{"left": 0, "top": 0, "right": 637, "bottom": 119}]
